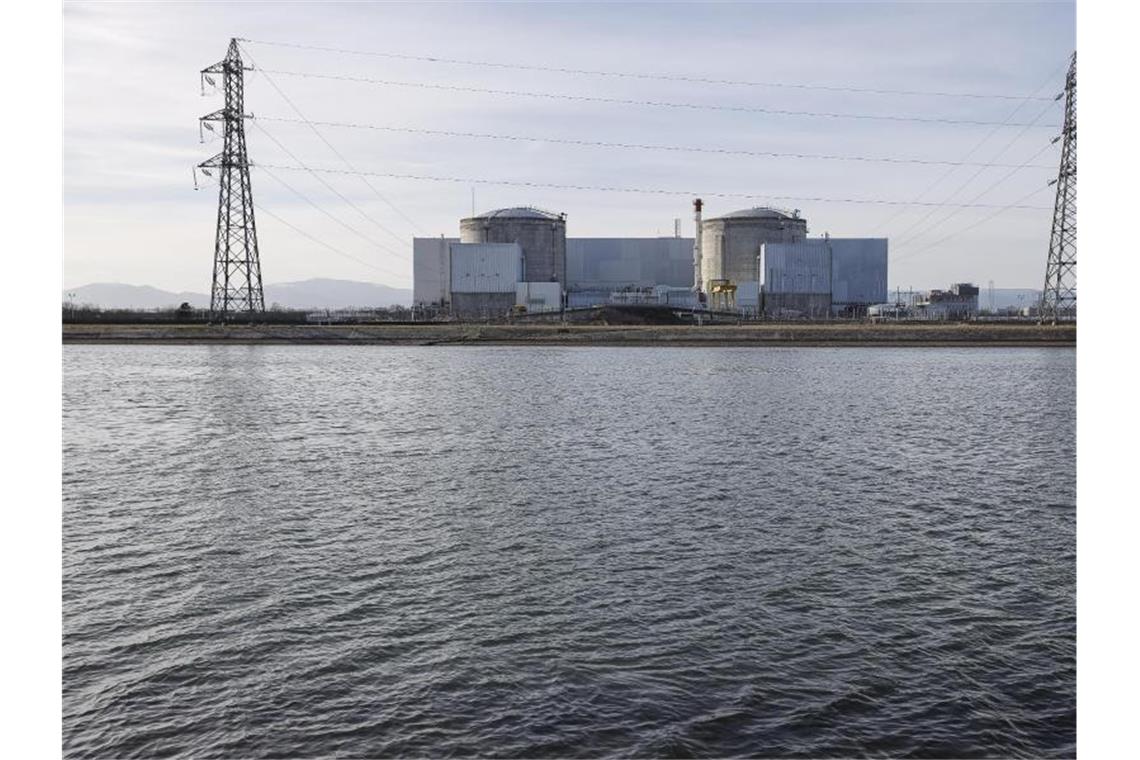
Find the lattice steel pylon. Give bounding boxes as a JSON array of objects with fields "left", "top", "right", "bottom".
[
  {"left": 1040, "top": 52, "right": 1076, "bottom": 324},
  {"left": 199, "top": 39, "right": 264, "bottom": 319}
]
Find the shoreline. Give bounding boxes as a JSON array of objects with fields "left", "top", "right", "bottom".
[{"left": 62, "top": 323, "right": 1076, "bottom": 347}]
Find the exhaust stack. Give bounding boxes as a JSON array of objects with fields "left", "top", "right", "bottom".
[{"left": 692, "top": 198, "right": 703, "bottom": 293}]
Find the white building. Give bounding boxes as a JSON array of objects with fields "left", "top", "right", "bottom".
[{"left": 413, "top": 237, "right": 457, "bottom": 307}]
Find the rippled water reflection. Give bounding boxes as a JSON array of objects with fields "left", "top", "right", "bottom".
[{"left": 63, "top": 345, "right": 1076, "bottom": 758}]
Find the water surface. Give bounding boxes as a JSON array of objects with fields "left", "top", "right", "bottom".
[{"left": 63, "top": 346, "right": 1076, "bottom": 758}]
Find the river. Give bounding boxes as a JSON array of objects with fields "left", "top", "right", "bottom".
[{"left": 63, "top": 345, "right": 1076, "bottom": 758}]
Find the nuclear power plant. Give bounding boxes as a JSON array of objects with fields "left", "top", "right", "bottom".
[{"left": 414, "top": 201, "right": 887, "bottom": 320}]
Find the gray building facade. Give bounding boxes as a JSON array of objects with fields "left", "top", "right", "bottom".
[
  {"left": 566, "top": 237, "right": 695, "bottom": 291},
  {"left": 829, "top": 238, "right": 889, "bottom": 314}
]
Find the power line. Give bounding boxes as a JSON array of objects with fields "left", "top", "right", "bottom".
[
  {"left": 198, "top": 157, "right": 408, "bottom": 280},
  {"left": 250, "top": 119, "right": 410, "bottom": 250},
  {"left": 256, "top": 116, "right": 1056, "bottom": 169},
  {"left": 888, "top": 100, "right": 1060, "bottom": 248},
  {"left": 239, "top": 44, "right": 429, "bottom": 236},
  {"left": 891, "top": 139, "right": 1057, "bottom": 250},
  {"left": 872, "top": 62, "right": 1067, "bottom": 234},
  {"left": 202, "top": 145, "right": 410, "bottom": 280},
  {"left": 254, "top": 68, "right": 1062, "bottom": 128},
  {"left": 256, "top": 162, "right": 411, "bottom": 262},
  {"left": 891, "top": 184, "right": 1053, "bottom": 265},
  {"left": 253, "top": 200, "right": 409, "bottom": 281},
  {"left": 240, "top": 38, "right": 1056, "bottom": 102},
  {"left": 256, "top": 161, "right": 1053, "bottom": 210}
]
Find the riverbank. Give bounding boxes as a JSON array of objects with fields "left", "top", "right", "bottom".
[{"left": 63, "top": 322, "right": 1076, "bottom": 346}]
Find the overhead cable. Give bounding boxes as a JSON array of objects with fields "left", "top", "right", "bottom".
[
  {"left": 251, "top": 120, "right": 411, "bottom": 253},
  {"left": 891, "top": 184, "right": 1053, "bottom": 264},
  {"left": 256, "top": 162, "right": 1052, "bottom": 210},
  {"left": 240, "top": 44, "right": 429, "bottom": 236},
  {"left": 252, "top": 200, "right": 409, "bottom": 280},
  {"left": 256, "top": 162, "right": 411, "bottom": 263},
  {"left": 872, "top": 61, "right": 1067, "bottom": 233},
  {"left": 254, "top": 68, "right": 1062, "bottom": 128},
  {"left": 239, "top": 38, "right": 1056, "bottom": 102},
  {"left": 891, "top": 139, "right": 1058, "bottom": 250},
  {"left": 256, "top": 116, "right": 1056, "bottom": 169},
  {"left": 888, "top": 97, "right": 1061, "bottom": 247}
]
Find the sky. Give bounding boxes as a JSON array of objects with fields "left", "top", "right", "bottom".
[{"left": 64, "top": 0, "right": 1075, "bottom": 293}]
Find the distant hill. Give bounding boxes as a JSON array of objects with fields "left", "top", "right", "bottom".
[
  {"left": 988, "top": 288, "right": 1042, "bottom": 311},
  {"left": 64, "top": 279, "right": 412, "bottom": 310},
  {"left": 264, "top": 279, "right": 412, "bottom": 309},
  {"left": 63, "top": 283, "right": 210, "bottom": 310}
]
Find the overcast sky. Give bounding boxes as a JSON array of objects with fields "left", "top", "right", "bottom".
[{"left": 64, "top": 1, "right": 1074, "bottom": 293}]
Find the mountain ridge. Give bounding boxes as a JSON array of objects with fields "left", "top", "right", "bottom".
[{"left": 64, "top": 279, "right": 413, "bottom": 309}]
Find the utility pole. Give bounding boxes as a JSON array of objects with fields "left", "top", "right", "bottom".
[
  {"left": 1040, "top": 52, "right": 1076, "bottom": 324},
  {"left": 199, "top": 38, "right": 265, "bottom": 319}
]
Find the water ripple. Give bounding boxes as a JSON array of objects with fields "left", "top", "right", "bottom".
[{"left": 64, "top": 345, "right": 1076, "bottom": 758}]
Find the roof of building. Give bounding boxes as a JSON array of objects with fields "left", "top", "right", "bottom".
[
  {"left": 707, "top": 207, "right": 801, "bottom": 222},
  {"left": 468, "top": 207, "right": 564, "bottom": 221}
]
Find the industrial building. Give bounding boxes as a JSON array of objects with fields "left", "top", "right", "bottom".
[
  {"left": 868, "top": 283, "right": 982, "bottom": 321},
  {"left": 760, "top": 238, "right": 889, "bottom": 318},
  {"left": 413, "top": 201, "right": 889, "bottom": 320},
  {"left": 691, "top": 202, "right": 887, "bottom": 317},
  {"left": 917, "top": 283, "right": 980, "bottom": 320},
  {"left": 415, "top": 207, "right": 568, "bottom": 319}
]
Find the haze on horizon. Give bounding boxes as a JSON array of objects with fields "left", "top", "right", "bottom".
[{"left": 64, "top": 1, "right": 1075, "bottom": 295}]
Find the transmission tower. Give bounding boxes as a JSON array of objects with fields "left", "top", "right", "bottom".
[
  {"left": 199, "top": 39, "right": 265, "bottom": 318},
  {"left": 1040, "top": 52, "right": 1076, "bottom": 324}
]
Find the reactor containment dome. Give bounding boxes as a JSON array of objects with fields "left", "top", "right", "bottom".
[
  {"left": 700, "top": 207, "right": 809, "bottom": 287},
  {"left": 460, "top": 207, "right": 568, "bottom": 285}
]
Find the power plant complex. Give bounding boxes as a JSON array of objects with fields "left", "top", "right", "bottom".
[
  {"left": 186, "top": 40, "right": 1073, "bottom": 325},
  {"left": 413, "top": 201, "right": 889, "bottom": 320}
]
